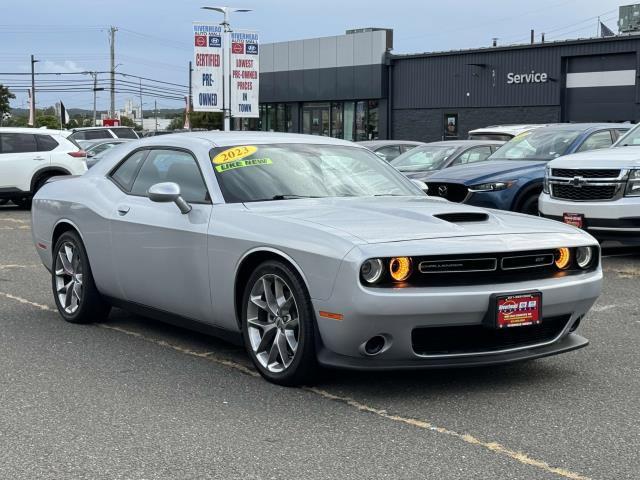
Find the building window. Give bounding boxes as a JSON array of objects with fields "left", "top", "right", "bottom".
[
  {"left": 331, "top": 102, "right": 343, "bottom": 138},
  {"left": 343, "top": 102, "right": 355, "bottom": 141},
  {"left": 355, "top": 101, "right": 367, "bottom": 141}
]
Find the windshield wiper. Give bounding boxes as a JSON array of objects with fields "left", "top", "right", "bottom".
[
  {"left": 373, "top": 193, "right": 405, "bottom": 197},
  {"left": 249, "top": 194, "right": 321, "bottom": 202}
]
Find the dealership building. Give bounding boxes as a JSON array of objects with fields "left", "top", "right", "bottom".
[{"left": 254, "top": 29, "right": 640, "bottom": 141}]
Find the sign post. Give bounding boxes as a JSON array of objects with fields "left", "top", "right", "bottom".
[{"left": 199, "top": 6, "right": 256, "bottom": 131}]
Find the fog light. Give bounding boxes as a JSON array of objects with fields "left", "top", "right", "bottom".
[
  {"left": 555, "top": 248, "right": 571, "bottom": 270},
  {"left": 389, "top": 257, "right": 412, "bottom": 282},
  {"left": 361, "top": 258, "right": 384, "bottom": 284},
  {"left": 576, "top": 247, "right": 594, "bottom": 269}
]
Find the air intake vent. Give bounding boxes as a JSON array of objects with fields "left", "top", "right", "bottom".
[{"left": 434, "top": 212, "right": 489, "bottom": 223}]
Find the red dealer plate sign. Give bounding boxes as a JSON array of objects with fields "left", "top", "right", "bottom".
[{"left": 495, "top": 292, "right": 542, "bottom": 328}]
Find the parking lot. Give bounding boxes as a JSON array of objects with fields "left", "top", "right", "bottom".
[{"left": 0, "top": 204, "right": 638, "bottom": 480}]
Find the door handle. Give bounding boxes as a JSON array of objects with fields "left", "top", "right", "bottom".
[
  {"left": 117, "top": 205, "right": 130, "bottom": 216},
  {"left": 33, "top": 156, "right": 46, "bottom": 161}
]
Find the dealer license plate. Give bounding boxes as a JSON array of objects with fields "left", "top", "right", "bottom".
[
  {"left": 563, "top": 212, "right": 584, "bottom": 229},
  {"left": 495, "top": 292, "right": 542, "bottom": 329}
]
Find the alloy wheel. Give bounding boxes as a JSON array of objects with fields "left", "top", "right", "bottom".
[
  {"left": 54, "top": 242, "right": 84, "bottom": 315},
  {"left": 246, "top": 274, "right": 300, "bottom": 373}
]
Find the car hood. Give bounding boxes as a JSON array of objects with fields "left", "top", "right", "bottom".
[
  {"left": 426, "top": 160, "right": 547, "bottom": 184},
  {"left": 549, "top": 146, "right": 640, "bottom": 169},
  {"left": 243, "top": 196, "right": 580, "bottom": 244}
]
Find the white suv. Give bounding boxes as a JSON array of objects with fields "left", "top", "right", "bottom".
[
  {"left": 540, "top": 126, "right": 640, "bottom": 246},
  {"left": 0, "top": 128, "right": 88, "bottom": 208}
]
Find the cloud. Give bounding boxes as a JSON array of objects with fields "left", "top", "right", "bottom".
[{"left": 39, "top": 60, "right": 84, "bottom": 73}]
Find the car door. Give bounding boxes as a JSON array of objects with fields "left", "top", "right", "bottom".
[
  {"left": 109, "top": 147, "right": 214, "bottom": 322},
  {"left": 0, "top": 132, "right": 46, "bottom": 191}
]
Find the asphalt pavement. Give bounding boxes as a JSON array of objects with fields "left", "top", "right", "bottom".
[{"left": 0, "top": 205, "right": 638, "bottom": 480}]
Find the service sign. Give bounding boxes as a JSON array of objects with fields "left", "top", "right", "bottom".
[
  {"left": 193, "top": 23, "right": 223, "bottom": 112},
  {"left": 230, "top": 30, "right": 259, "bottom": 118}
]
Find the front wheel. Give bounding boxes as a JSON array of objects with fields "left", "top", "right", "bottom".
[
  {"left": 517, "top": 194, "right": 540, "bottom": 216},
  {"left": 241, "top": 260, "right": 318, "bottom": 386},
  {"left": 52, "top": 231, "right": 110, "bottom": 324}
]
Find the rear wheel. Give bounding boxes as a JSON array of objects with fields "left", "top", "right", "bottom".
[
  {"left": 52, "top": 231, "right": 110, "bottom": 324},
  {"left": 0, "top": 199, "right": 8, "bottom": 206},
  {"left": 241, "top": 260, "right": 317, "bottom": 386},
  {"left": 11, "top": 197, "right": 31, "bottom": 209}
]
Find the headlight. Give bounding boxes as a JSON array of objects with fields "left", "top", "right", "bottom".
[
  {"left": 468, "top": 181, "right": 514, "bottom": 192},
  {"left": 576, "top": 246, "right": 595, "bottom": 269},
  {"left": 543, "top": 166, "right": 550, "bottom": 194},
  {"left": 554, "top": 247, "right": 571, "bottom": 270},
  {"left": 361, "top": 259, "right": 384, "bottom": 284},
  {"left": 625, "top": 169, "right": 640, "bottom": 197},
  {"left": 389, "top": 257, "right": 412, "bottom": 282}
]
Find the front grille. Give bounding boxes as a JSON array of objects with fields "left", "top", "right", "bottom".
[
  {"left": 552, "top": 184, "right": 617, "bottom": 201},
  {"left": 411, "top": 315, "right": 570, "bottom": 356},
  {"left": 551, "top": 168, "right": 620, "bottom": 178},
  {"left": 426, "top": 182, "right": 469, "bottom": 202}
]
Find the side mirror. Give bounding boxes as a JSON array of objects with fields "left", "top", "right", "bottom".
[
  {"left": 86, "top": 151, "right": 96, "bottom": 158},
  {"left": 411, "top": 179, "right": 429, "bottom": 194},
  {"left": 148, "top": 182, "right": 192, "bottom": 214}
]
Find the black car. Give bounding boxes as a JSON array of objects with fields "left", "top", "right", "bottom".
[{"left": 390, "top": 140, "right": 504, "bottom": 181}]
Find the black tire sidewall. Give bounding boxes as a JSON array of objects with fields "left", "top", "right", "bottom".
[
  {"left": 241, "top": 260, "right": 317, "bottom": 386},
  {"left": 519, "top": 195, "right": 539, "bottom": 216},
  {"left": 52, "top": 231, "right": 108, "bottom": 324}
]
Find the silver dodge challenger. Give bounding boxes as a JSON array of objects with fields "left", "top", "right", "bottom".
[{"left": 31, "top": 132, "right": 602, "bottom": 385}]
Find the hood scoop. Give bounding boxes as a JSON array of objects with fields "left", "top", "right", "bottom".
[{"left": 433, "top": 212, "right": 489, "bottom": 223}]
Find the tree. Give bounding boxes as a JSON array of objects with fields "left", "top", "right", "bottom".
[
  {"left": 0, "top": 84, "right": 16, "bottom": 118},
  {"left": 120, "top": 115, "right": 142, "bottom": 131},
  {"left": 168, "top": 115, "right": 184, "bottom": 131},
  {"left": 36, "top": 114, "right": 61, "bottom": 129}
]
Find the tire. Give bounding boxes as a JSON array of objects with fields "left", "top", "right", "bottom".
[
  {"left": 52, "top": 231, "right": 110, "bottom": 324},
  {"left": 0, "top": 199, "right": 8, "bottom": 206},
  {"left": 517, "top": 194, "right": 540, "bottom": 216},
  {"left": 241, "top": 260, "right": 318, "bottom": 386}
]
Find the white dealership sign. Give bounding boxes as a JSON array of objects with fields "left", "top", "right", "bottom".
[
  {"left": 192, "top": 23, "right": 224, "bottom": 112},
  {"left": 230, "top": 30, "right": 259, "bottom": 118},
  {"left": 507, "top": 71, "right": 548, "bottom": 84}
]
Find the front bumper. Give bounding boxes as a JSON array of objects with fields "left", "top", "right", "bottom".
[
  {"left": 539, "top": 193, "right": 640, "bottom": 246},
  {"left": 312, "top": 237, "right": 602, "bottom": 369}
]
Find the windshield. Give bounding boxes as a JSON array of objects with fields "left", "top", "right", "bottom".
[
  {"left": 390, "top": 145, "right": 458, "bottom": 171},
  {"left": 210, "top": 144, "right": 419, "bottom": 203},
  {"left": 615, "top": 124, "right": 640, "bottom": 146},
  {"left": 468, "top": 133, "right": 513, "bottom": 142},
  {"left": 490, "top": 129, "right": 581, "bottom": 161}
]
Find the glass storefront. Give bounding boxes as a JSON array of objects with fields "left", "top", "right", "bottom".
[{"left": 256, "top": 100, "right": 379, "bottom": 140}]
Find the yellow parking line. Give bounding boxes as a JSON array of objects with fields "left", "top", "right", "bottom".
[{"left": 0, "top": 290, "right": 591, "bottom": 480}]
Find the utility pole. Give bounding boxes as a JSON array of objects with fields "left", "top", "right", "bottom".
[
  {"left": 30, "top": 54, "right": 38, "bottom": 126},
  {"left": 139, "top": 78, "right": 144, "bottom": 130},
  {"left": 188, "top": 61, "right": 193, "bottom": 131},
  {"left": 109, "top": 26, "right": 118, "bottom": 118},
  {"left": 91, "top": 72, "right": 98, "bottom": 126},
  {"left": 154, "top": 99, "right": 158, "bottom": 132}
]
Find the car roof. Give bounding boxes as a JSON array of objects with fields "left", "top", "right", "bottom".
[
  {"left": 468, "top": 125, "right": 546, "bottom": 136},
  {"left": 422, "top": 140, "right": 504, "bottom": 147},
  {"left": 0, "top": 126, "right": 69, "bottom": 136},
  {"left": 71, "top": 126, "right": 135, "bottom": 131},
  {"left": 130, "top": 131, "right": 366, "bottom": 148},
  {"left": 528, "top": 123, "right": 631, "bottom": 133},
  {"left": 358, "top": 140, "right": 425, "bottom": 148}
]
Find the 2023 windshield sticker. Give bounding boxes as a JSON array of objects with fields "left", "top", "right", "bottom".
[
  {"left": 212, "top": 145, "right": 258, "bottom": 165},
  {"left": 214, "top": 157, "right": 273, "bottom": 172}
]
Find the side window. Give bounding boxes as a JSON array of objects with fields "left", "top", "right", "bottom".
[
  {"left": 86, "top": 129, "right": 112, "bottom": 140},
  {"left": 130, "top": 149, "right": 209, "bottom": 203},
  {"left": 614, "top": 129, "right": 629, "bottom": 141},
  {"left": 35, "top": 135, "right": 59, "bottom": 152},
  {"left": 112, "top": 128, "right": 138, "bottom": 139},
  {"left": 401, "top": 144, "right": 419, "bottom": 153},
  {"left": 451, "top": 146, "right": 493, "bottom": 166},
  {"left": 374, "top": 145, "right": 401, "bottom": 162},
  {"left": 110, "top": 150, "right": 148, "bottom": 191},
  {"left": 0, "top": 133, "right": 37, "bottom": 153},
  {"left": 577, "top": 131, "right": 613, "bottom": 152}
]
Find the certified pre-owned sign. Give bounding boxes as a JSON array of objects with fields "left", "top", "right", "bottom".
[{"left": 507, "top": 71, "right": 548, "bottom": 84}]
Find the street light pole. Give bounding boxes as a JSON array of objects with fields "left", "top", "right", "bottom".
[
  {"left": 30, "top": 54, "right": 39, "bottom": 126},
  {"left": 201, "top": 6, "right": 252, "bottom": 132}
]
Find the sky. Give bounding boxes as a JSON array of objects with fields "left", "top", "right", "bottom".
[{"left": 0, "top": 0, "right": 625, "bottom": 112}]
